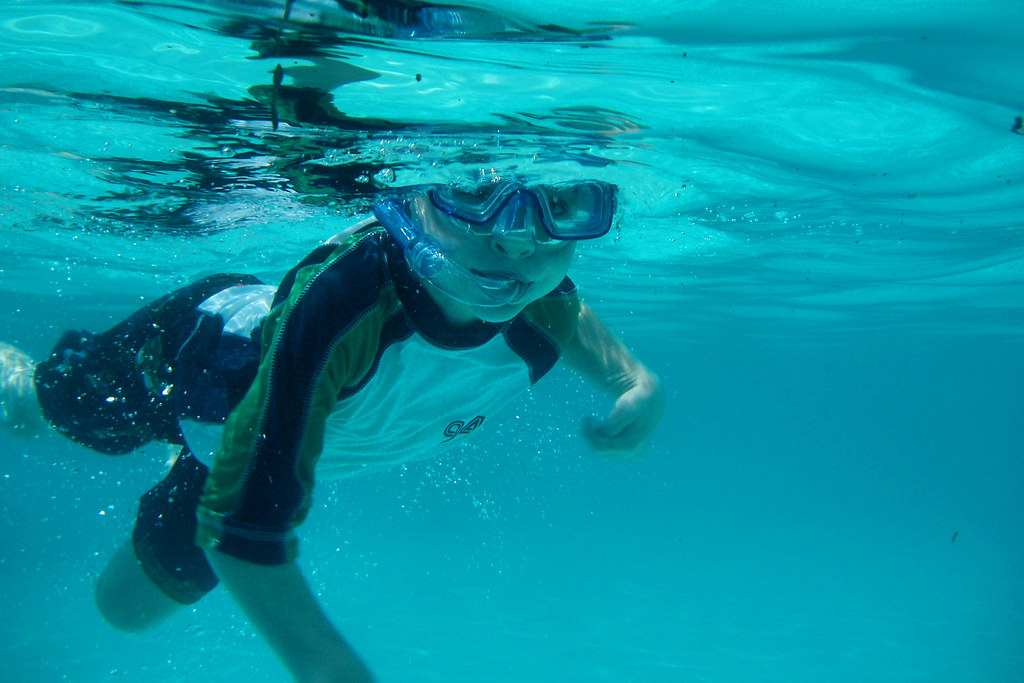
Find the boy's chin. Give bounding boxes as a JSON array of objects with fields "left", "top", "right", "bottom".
[{"left": 468, "top": 302, "right": 528, "bottom": 323}]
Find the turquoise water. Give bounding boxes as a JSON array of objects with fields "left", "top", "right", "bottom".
[{"left": 1, "top": 1, "right": 1022, "bottom": 681}]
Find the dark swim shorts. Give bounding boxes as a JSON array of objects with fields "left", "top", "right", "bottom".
[
  {"left": 133, "top": 448, "right": 219, "bottom": 604},
  {"left": 33, "top": 273, "right": 263, "bottom": 603},
  {"left": 34, "top": 273, "right": 261, "bottom": 454}
]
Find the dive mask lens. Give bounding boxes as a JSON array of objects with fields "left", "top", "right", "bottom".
[
  {"left": 536, "top": 181, "right": 615, "bottom": 240},
  {"left": 430, "top": 183, "right": 518, "bottom": 227},
  {"left": 434, "top": 184, "right": 506, "bottom": 219}
]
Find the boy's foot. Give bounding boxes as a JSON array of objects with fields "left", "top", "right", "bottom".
[{"left": 0, "top": 342, "right": 49, "bottom": 438}]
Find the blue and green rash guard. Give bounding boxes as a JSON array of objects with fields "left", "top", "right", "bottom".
[{"left": 186, "top": 223, "right": 581, "bottom": 565}]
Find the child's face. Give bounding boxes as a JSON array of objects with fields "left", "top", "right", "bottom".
[{"left": 412, "top": 195, "right": 576, "bottom": 325}]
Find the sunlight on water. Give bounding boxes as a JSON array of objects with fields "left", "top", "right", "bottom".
[{"left": 2, "top": 1, "right": 1020, "bottom": 337}]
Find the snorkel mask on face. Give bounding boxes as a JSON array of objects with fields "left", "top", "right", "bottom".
[{"left": 372, "top": 180, "right": 616, "bottom": 308}]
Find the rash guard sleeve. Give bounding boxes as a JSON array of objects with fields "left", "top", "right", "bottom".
[{"left": 195, "top": 233, "right": 399, "bottom": 564}]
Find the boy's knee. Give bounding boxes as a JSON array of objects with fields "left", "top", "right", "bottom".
[
  {"left": 95, "top": 578, "right": 152, "bottom": 633},
  {"left": 95, "top": 543, "right": 181, "bottom": 632}
]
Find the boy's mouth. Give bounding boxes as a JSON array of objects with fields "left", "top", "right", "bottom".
[{"left": 470, "top": 269, "right": 529, "bottom": 286}]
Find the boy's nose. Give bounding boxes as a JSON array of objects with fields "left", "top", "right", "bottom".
[
  {"left": 490, "top": 200, "right": 539, "bottom": 259},
  {"left": 491, "top": 231, "right": 536, "bottom": 259}
]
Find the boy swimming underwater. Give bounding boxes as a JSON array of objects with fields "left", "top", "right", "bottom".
[{"left": 1, "top": 177, "right": 663, "bottom": 681}]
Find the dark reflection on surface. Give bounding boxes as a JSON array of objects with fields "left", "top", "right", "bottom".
[
  {"left": 19, "top": 2, "right": 619, "bottom": 236},
  {"left": 123, "top": 0, "right": 606, "bottom": 41},
  {"left": 42, "top": 81, "right": 620, "bottom": 237}
]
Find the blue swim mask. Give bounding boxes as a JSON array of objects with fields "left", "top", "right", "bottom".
[{"left": 373, "top": 180, "right": 615, "bottom": 308}]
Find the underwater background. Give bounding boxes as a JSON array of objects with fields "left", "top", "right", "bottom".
[{"left": 1, "top": 1, "right": 1022, "bottom": 680}]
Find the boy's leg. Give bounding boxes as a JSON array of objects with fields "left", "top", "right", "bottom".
[
  {"left": 0, "top": 343, "right": 49, "bottom": 439},
  {"left": 96, "top": 448, "right": 219, "bottom": 630},
  {"left": 95, "top": 541, "right": 184, "bottom": 632},
  {"left": 31, "top": 272, "right": 260, "bottom": 455}
]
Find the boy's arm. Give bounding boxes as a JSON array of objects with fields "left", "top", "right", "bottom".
[
  {"left": 207, "top": 549, "right": 374, "bottom": 683},
  {"left": 561, "top": 302, "right": 664, "bottom": 460}
]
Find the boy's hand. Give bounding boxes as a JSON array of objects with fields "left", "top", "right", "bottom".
[{"left": 583, "top": 371, "right": 664, "bottom": 461}]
